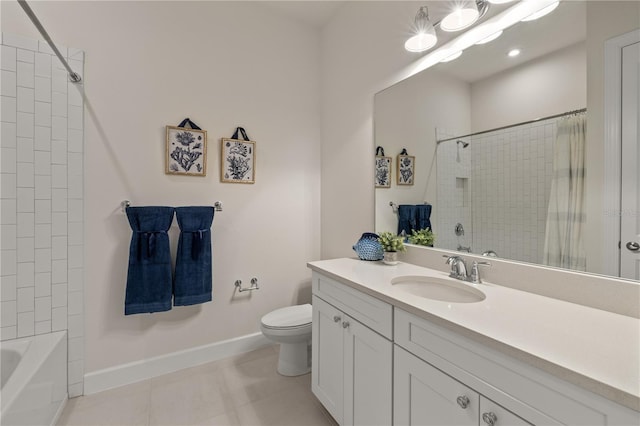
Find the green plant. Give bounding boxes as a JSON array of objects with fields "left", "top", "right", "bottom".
[
  {"left": 408, "top": 228, "right": 435, "bottom": 246},
  {"left": 377, "top": 231, "right": 406, "bottom": 252}
]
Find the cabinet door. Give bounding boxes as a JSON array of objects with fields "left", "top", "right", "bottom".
[
  {"left": 480, "top": 397, "right": 533, "bottom": 426},
  {"left": 312, "top": 295, "right": 345, "bottom": 424},
  {"left": 394, "top": 346, "right": 478, "bottom": 426},
  {"left": 343, "top": 314, "right": 392, "bottom": 426}
]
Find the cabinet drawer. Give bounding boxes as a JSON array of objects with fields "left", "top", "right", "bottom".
[
  {"left": 395, "top": 308, "right": 608, "bottom": 426},
  {"left": 312, "top": 272, "right": 393, "bottom": 339}
]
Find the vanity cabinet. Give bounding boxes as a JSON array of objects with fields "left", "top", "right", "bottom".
[
  {"left": 394, "top": 345, "right": 535, "bottom": 426},
  {"left": 311, "top": 273, "right": 393, "bottom": 426},
  {"left": 309, "top": 266, "right": 639, "bottom": 426}
]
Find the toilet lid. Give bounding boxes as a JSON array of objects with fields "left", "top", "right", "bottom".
[{"left": 261, "top": 304, "right": 312, "bottom": 329}]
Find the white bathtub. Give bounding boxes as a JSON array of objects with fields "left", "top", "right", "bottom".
[{"left": 1, "top": 331, "right": 68, "bottom": 426}]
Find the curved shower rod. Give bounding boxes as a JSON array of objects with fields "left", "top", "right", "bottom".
[{"left": 17, "top": 0, "right": 82, "bottom": 83}]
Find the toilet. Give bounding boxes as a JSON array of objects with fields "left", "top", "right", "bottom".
[{"left": 260, "top": 304, "right": 312, "bottom": 376}]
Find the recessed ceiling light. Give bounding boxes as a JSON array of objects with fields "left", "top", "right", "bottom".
[{"left": 507, "top": 48, "right": 521, "bottom": 57}]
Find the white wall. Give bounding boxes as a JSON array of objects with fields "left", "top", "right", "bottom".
[
  {"left": 320, "top": 1, "right": 424, "bottom": 259},
  {"left": 1, "top": 0, "right": 321, "bottom": 375},
  {"left": 471, "top": 42, "right": 586, "bottom": 132}
]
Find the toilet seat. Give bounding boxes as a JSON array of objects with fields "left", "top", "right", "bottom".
[{"left": 261, "top": 304, "right": 312, "bottom": 330}]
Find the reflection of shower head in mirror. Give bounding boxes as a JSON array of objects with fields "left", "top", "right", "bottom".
[{"left": 457, "top": 140, "right": 469, "bottom": 148}]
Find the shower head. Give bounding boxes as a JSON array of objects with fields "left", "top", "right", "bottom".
[{"left": 457, "top": 140, "right": 469, "bottom": 148}]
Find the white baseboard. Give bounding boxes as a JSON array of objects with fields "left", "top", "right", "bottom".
[{"left": 84, "top": 332, "right": 271, "bottom": 395}]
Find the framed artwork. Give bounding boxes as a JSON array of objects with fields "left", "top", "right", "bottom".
[
  {"left": 397, "top": 154, "right": 415, "bottom": 185},
  {"left": 375, "top": 155, "right": 391, "bottom": 188},
  {"left": 166, "top": 126, "right": 207, "bottom": 176},
  {"left": 221, "top": 138, "right": 256, "bottom": 184}
]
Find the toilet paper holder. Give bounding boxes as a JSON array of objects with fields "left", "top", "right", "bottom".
[{"left": 235, "top": 278, "right": 259, "bottom": 292}]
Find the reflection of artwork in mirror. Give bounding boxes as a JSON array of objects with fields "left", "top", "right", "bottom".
[
  {"left": 375, "top": 155, "right": 391, "bottom": 188},
  {"left": 397, "top": 152, "right": 415, "bottom": 186}
]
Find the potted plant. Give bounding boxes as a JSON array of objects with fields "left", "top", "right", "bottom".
[
  {"left": 407, "top": 228, "right": 435, "bottom": 247},
  {"left": 377, "top": 231, "right": 405, "bottom": 265}
]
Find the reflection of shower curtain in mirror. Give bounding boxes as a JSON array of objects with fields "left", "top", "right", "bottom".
[{"left": 543, "top": 114, "right": 586, "bottom": 271}]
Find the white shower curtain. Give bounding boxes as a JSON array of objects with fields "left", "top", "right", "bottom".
[{"left": 543, "top": 114, "right": 587, "bottom": 271}]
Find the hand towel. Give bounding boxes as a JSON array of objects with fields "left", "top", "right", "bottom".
[
  {"left": 174, "top": 206, "right": 215, "bottom": 306},
  {"left": 415, "top": 204, "right": 433, "bottom": 233},
  {"left": 124, "top": 206, "right": 175, "bottom": 315},
  {"left": 397, "top": 205, "right": 417, "bottom": 236}
]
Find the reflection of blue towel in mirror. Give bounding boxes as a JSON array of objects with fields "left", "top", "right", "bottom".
[
  {"left": 415, "top": 204, "right": 432, "bottom": 233},
  {"left": 397, "top": 205, "right": 417, "bottom": 236},
  {"left": 124, "top": 206, "right": 175, "bottom": 315},
  {"left": 174, "top": 206, "right": 215, "bottom": 306},
  {"left": 397, "top": 204, "right": 433, "bottom": 237}
]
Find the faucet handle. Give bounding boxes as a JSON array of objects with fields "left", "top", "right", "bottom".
[{"left": 470, "top": 261, "right": 491, "bottom": 284}]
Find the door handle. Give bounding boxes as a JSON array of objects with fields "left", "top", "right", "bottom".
[{"left": 626, "top": 242, "right": 640, "bottom": 252}]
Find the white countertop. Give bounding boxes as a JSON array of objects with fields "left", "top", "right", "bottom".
[{"left": 307, "top": 257, "right": 640, "bottom": 412}]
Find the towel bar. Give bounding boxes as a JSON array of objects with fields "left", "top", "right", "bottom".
[{"left": 235, "top": 278, "right": 259, "bottom": 293}]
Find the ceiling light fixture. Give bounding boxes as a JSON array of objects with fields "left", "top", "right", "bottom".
[
  {"left": 404, "top": 6, "right": 437, "bottom": 52},
  {"left": 440, "top": 0, "right": 480, "bottom": 32},
  {"left": 405, "top": 1, "right": 492, "bottom": 53},
  {"left": 402, "top": 0, "right": 559, "bottom": 78}
]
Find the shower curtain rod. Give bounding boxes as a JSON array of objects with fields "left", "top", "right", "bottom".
[
  {"left": 17, "top": 0, "right": 82, "bottom": 83},
  {"left": 437, "top": 107, "right": 587, "bottom": 144}
]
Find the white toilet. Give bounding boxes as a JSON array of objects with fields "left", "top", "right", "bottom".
[{"left": 260, "top": 304, "right": 312, "bottom": 376}]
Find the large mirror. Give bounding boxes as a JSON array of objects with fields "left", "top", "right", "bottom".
[{"left": 374, "top": 1, "right": 640, "bottom": 281}]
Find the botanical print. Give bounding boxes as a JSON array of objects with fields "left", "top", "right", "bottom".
[
  {"left": 397, "top": 155, "right": 415, "bottom": 185},
  {"left": 221, "top": 139, "right": 255, "bottom": 183},
  {"left": 166, "top": 126, "right": 207, "bottom": 176},
  {"left": 375, "top": 156, "right": 391, "bottom": 188}
]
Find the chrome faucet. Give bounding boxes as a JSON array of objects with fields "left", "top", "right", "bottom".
[
  {"left": 444, "top": 255, "right": 468, "bottom": 280},
  {"left": 444, "top": 255, "right": 491, "bottom": 283}
]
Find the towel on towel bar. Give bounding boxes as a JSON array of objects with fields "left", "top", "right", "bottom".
[
  {"left": 397, "top": 205, "right": 417, "bottom": 236},
  {"left": 173, "top": 206, "right": 215, "bottom": 306},
  {"left": 124, "top": 206, "right": 175, "bottom": 315},
  {"left": 415, "top": 204, "right": 432, "bottom": 234}
]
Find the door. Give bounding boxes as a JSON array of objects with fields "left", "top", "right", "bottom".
[
  {"left": 621, "top": 41, "right": 640, "bottom": 280},
  {"left": 394, "top": 346, "right": 478, "bottom": 426},
  {"left": 312, "top": 295, "right": 344, "bottom": 424},
  {"left": 343, "top": 315, "right": 392, "bottom": 426}
]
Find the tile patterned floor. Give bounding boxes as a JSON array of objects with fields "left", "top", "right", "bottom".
[{"left": 57, "top": 345, "right": 338, "bottom": 426}]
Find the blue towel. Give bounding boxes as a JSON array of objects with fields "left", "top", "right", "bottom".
[
  {"left": 415, "top": 204, "right": 432, "bottom": 232},
  {"left": 173, "top": 206, "right": 214, "bottom": 306},
  {"left": 397, "top": 205, "right": 417, "bottom": 236},
  {"left": 124, "top": 206, "right": 175, "bottom": 315}
]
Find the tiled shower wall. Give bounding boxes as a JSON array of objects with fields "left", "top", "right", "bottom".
[
  {"left": 1, "top": 33, "right": 85, "bottom": 397},
  {"left": 469, "top": 117, "right": 557, "bottom": 264},
  {"left": 435, "top": 128, "right": 473, "bottom": 253}
]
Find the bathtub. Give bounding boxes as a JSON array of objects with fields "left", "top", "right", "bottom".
[{"left": 1, "top": 331, "right": 67, "bottom": 426}]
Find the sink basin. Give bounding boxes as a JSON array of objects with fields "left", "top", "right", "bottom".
[{"left": 390, "top": 275, "right": 486, "bottom": 303}]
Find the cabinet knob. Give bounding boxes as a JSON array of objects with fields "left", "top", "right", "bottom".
[
  {"left": 342, "top": 321, "right": 350, "bottom": 329},
  {"left": 482, "top": 412, "right": 498, "bottom": 426},
  {"left": 456, "top": 395, "right": 470, "bottom": 409},
  {"left": 333, "top": 315, "right": 341, "bottom": 323}
]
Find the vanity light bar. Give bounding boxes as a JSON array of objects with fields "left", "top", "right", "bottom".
[{"left": 403, "top": 0, "right": 560, "bottom": 79}]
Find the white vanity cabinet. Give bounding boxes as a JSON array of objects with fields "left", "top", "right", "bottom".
[
  {"left": 394, "top": 308, "right": 637, "bottom": 426},
  {"left": 311, "top": 272, "right": 393, "bottom": 426},
  {"left": 309, "top": 264, "right": 639, "bottom": 426},
  {"left": 394, "top": 345, "right": 535, "bottom": 426}
]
